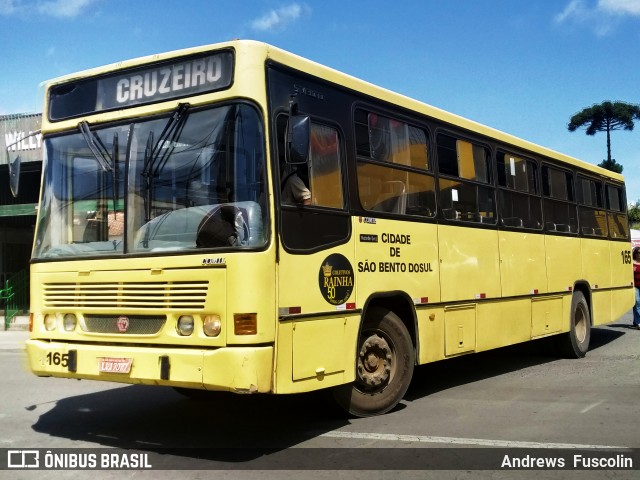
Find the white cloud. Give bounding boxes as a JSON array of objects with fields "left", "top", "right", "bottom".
[
  {"left": 251, "top": 3, "right": 308, "bottom": 32},
  {"left": 555, "top": 0, "right": 640, "bottom": 35},
  {"left": 0, "top": 0, "right": 98, "bottom": 18},
  {"left": 555, "top": 0, "right": 589, "bottom": 23},
  {"left": 598, "top": 0, "right": 640, "bottom": 15},
  {"left": 0, "top": 0, "right": 18, "bottom": 15},
  {"left": 36, "top": 0, "right": 97, "bottom": 18}
]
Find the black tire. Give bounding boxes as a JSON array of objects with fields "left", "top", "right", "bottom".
[
  {"left": 556, "top": 291, "right": 591, "bottom": 358},
  {"left": 332, "top": 307, "right": 415, "bottom": 417}
]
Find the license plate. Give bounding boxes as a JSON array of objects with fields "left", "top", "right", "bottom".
[{"left": 98, "top": 357, "right": 133, "bottom": 374}]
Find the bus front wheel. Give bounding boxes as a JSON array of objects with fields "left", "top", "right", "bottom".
[
  {"left": 557, "top": 291, "right": 591, "bottom": 358},
  {"left": 332, "top": 307, "right": 415, "bottom": 417}
]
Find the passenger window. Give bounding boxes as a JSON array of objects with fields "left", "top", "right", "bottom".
[
  {"left": 542, "top": 166, "right": 574, "bottom": 201},
  {"left": 308, "top": 123, "right": 343, "bottom": 208},
  {"left": 497, "top": 152, "right": 541, "bottom": 229},
  {"left": 355, "top": 109, "right": 429, "bottom": 170},
  {"left": 578, "top": 176, "right": 604, "bottom": 207},
  {"left": 542, "top": 165, "right": 577, "bottom": 233},
  {"left": 607, "top": 185, "right": 624, "bottom": 211},
  {"left": 497, "top": 153, "right": 537, "bottom": 193},
  {"left": 577, "top": 176, "right": 606, "bottom": 237},
  {"left": 436, "top": 134, "right": 490, "bottom": 183},
  {"left": 606, "top": 184, "right": 629, "bottom": 239},
  {"left": 357, "top": 162, "right": 436, "bottom": 216},
  {"left": 355, "top": 108, "right": 435, "bottom": 218},
  {"left": 279, "top": 118, "right": 344, "bottom": 210},
  {"left": 436, "top": 134, "right": 494, "bottom": 224},
  {"left": 499, "top": 190, "right": 542, "bottom": 229}
]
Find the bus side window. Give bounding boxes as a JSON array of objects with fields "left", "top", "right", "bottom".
[
  {"left": 497, "top": 152, "right": 542, "bottom": 229},
  {"left": 542, "top": 165, "right": 577, "bottom": 234},
  {"left": 436, "top": 134, "right": 494, "bottom": 223},
  {"left": 308, "top": 123, "right": 344, "bottom": 209},
  {"left": 606, "top": 184, "right": 629, "bottom": 239},
  {"left": 355, "top": 109, "right": 435, "bottom": 218},
  {"left": 278, "top": 117, "right": 344, "bottom": 209},
  {"left": 577, "top": 176, "right": 607, "bottom": 237}
]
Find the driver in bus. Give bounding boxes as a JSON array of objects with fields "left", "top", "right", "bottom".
[{"left": 281, "top": 167, "right": 311, "bottom": 205}]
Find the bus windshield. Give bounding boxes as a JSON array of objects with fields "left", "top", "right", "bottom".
[{"left": 33, "top": 103, "right": 268, "bottom": 259}]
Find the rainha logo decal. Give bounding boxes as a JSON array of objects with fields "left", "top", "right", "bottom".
[{"left": 319, "top": 254, "right": 354, "bottom": 305}]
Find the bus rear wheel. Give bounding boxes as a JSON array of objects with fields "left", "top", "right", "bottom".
[
  {"left": 557, "top": 291, "right": 591, "bottom": 358},
  {"left": 332, "top": 307, "right": 414, "bottom": 417}
]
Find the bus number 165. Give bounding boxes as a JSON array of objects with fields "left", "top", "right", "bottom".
[{"left": 46, "top": 352, "right": 69, "bottom": 367}]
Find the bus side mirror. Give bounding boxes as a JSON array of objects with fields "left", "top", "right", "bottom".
[
  {"left": 8, "top": 153, "right": 21, "bottom": 197},
  {"left": 287, "top": 115, "right": 310, "bottom": 165}
]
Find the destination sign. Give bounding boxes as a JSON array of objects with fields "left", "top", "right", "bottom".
[{"left": 48, "top": 50, "right": 234, "bottom": 121}]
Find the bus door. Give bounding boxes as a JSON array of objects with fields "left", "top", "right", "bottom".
[{"left": 275, "top": 113, "right": 356, "bottom": 388}]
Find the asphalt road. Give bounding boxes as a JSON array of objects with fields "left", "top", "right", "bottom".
[{"left": 0, "top": 311, "right": 638, "bottom": 480}]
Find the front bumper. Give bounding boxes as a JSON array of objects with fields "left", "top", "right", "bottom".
[{"left": 26, "top": 339, "right": 273, "bottom": 393}]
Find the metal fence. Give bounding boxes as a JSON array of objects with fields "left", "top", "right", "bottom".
[{"left": 2, "top": 269, "right": 28, "bottom": 330}]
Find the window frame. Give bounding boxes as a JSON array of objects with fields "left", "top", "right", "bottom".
[
  {"left": 605, "top": 182, "right": 629, "bottom": 240},
  {"left": 435, "top": 131, "right": 495, "bottom": 225},
  {"left": 354, "top": 107, "right": 436, "bottom": 219},
  {"left": 541, "top": 163, "right": 578, "bottom": 234},
  {"left": 576, "top": 175, "right": 607, "bottom": 237},
  {"left": 496, "top": 150, "right": 542, "bottom": 230}
]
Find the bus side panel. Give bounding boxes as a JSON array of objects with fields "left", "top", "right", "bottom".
[
  {"left": 444, "top": 304, "right": 476, "bottom": 356},
  {"left": 417, "top": 306, "right": 445, "bottom": 364},
  {"left": 476, "top": 299, "right": 531, "bottom": 352},
  {"left": 611, "top": 288, "right": 634, "bottom": 325},
  {"left": 276, "top": 238, "right": 358, "bottom": 394},
  {"left": 438, "top": 225, "right": 500, "bottom": 302},
  {"left": 609, "top": 242, "right": 633, "bottom": 288},
  {"left": 532, "top": 295, "right": 564, "bottom": 337},
  {"left": 581, "top": 238, "right": 612, "bottom": 289},
  {"left": 591, "top": 289, "right": 612, "bottom": 327},
  {"left": 355, "top": 219, "right": 440, "bottom": 304},
  {"left": 273, "top": 316, "right": 359, "bottom": 394},
  {"left": 498, "top": 231, "right": 547, "bottom": 296},
  {"left": 608, "top": 241, "right": 634, "bottom": 324},
  {"left": 581, "top": 237, "right": 613, "bottom": 326},
  {"left": 545, "top": 235, "right": 582, "bottom": 293}
]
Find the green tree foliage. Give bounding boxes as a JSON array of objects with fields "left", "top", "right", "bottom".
[
  {"left": 568, "top": 101, "right": 640, "bottom": 172},
  {"left": 628, "top": 201, "right": 640, "bottom": 227},
  {"left": 597, "top": 158, "right": 624, "bottom": 173}
]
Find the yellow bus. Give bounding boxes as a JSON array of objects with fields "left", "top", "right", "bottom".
[{"left": 15, "top": 40, "right": 633, "bottom": 417}]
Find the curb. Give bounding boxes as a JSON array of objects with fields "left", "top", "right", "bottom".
[{"left": 1, "top": 315, "right": 30, "bottom": 332}]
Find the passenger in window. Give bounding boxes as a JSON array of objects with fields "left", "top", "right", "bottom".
[
  {"left": 281, "top": 167, "right": 311, "bottom": 205},
  {"left": 633, "top": 247, "right": 640, "bottom": 330}
]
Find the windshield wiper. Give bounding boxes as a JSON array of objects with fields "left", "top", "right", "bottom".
[
  {"left": 142, "top": 102, "right": 190, "bottom": 223},
  {"left": 79, "top": 121, "right": 119, "bottom": 216},
  {"left": 79, "top": 121, "right": 114, "bottom": 172}
]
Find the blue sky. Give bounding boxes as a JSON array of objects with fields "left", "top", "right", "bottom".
[{"left": 2, "top": 0, "right": 640, "bottom": 200}]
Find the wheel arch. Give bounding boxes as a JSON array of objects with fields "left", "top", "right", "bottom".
[
  {"left": 573, "top": 281, "right": 593, "bottom": 325},
  {"left": 360, "top": 291, "right": 419, "bottom": 363}
]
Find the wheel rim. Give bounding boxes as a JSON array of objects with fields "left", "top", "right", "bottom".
[
  {"left": 356, "top": 331, "right": 395, "bottom": 393},
  {"left": 574, "top": 303, "right": 588, "bottom": 343}
]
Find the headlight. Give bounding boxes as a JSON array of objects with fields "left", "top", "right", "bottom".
[
  {"left": 203, "top": 315, "right": 222, "bottom": 337},
  {"left": 177, "top": 315, "right": 195, "bottom": 336},
  {"left": 44, "top": 314, "right": 57, "bottom": 331},
  {"left": 63, "top": 314, "right": 77, "bottom": 332}
]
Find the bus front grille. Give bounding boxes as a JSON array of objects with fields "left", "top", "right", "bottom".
[
  {"left": 43, "top": 281, "right": 209, "bottom": 310},
  {"left": 82, "top": 314, "right": 166, "bottom": 334}
]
